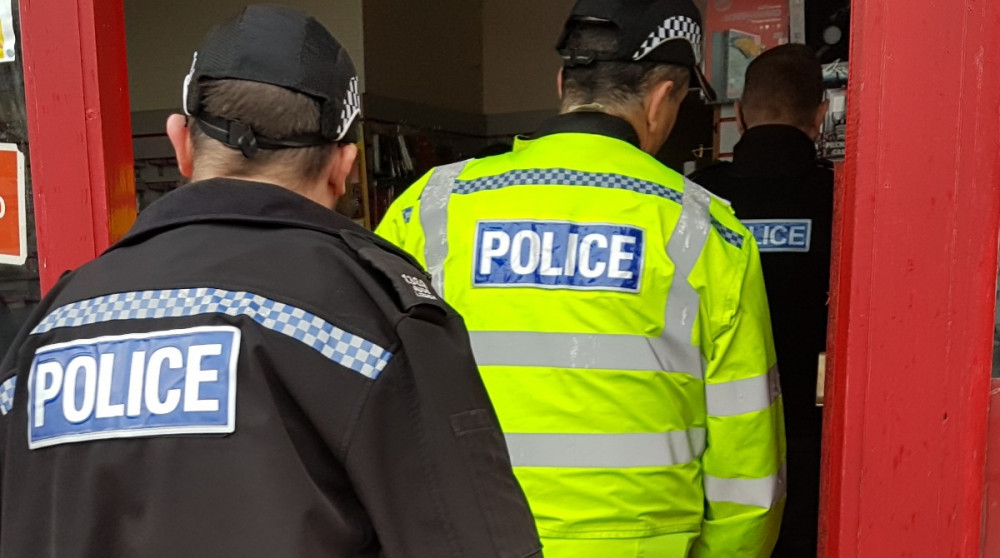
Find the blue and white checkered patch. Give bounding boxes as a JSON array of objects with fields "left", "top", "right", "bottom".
[
  {"left": 32, "top": 289, "right": 393, "bottom": 380},
  {"left": 402, "top": 207, "right": 414, "bottom": 223},
  {"left": 712, "top": 217, "right": 745, "bottom": 249},
  {"left": 453, "top": 168, "right": 684, "bottom": 205},
  {"left": 0, "top": 376, "right": 15, "bottom": 415}
]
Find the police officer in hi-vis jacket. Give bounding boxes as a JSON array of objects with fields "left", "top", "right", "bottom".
[{"left": 377, "top": 1, "right": 786, "bottom": 556}]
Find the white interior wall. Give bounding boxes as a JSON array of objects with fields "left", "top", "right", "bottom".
[
  {"left": 481, "top": 0, "right": 574, "bottom": 116},
  {"left": 125, "top": 0, "right": 365, "bottom": 112},
  {"left": 125, "top": 0, "right": 640, "bottom": 133},
  {"left": 362, "top": 0, "right": 483, "bottom": 115}
]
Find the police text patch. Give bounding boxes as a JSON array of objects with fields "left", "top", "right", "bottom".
[
  {"left": 473, "top": 220, "right": 645, "bottom": 292},
  {"left": 743, "top": 219, "right": 812, "bottom": 253},
  {"left": 28, "top": 327, "right": 240, "bottom": 449}
]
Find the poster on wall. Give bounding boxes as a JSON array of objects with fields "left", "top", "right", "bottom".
[
  {"left": 0, "top": 0, "right": 15, "bottom": 64},
  {"left": 818, "top": 88, "right": 847, "bottom": 160},
  {"left": 705, "top": 0, "right": 789, "bottom": 102},
  {"left": 0, "top": 144, "right": 26, "bottom": 265}
]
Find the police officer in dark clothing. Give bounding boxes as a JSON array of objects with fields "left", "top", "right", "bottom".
[
  {"left": 0, "top": 6, "right": 541, "bottom": 557},
  {"left": 689, "top": 44, "right": 832, "bottom": 557}
]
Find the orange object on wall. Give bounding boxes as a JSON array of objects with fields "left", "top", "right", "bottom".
[{"left": 0, "top": 144, "right": 26, "bottom": 265}]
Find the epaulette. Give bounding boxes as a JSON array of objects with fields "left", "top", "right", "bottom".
[{"left": 338, "top": 230, "right": 448, "bottom": 324}]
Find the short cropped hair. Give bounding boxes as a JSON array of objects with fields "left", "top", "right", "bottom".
[
  {"left": 560, "top": 20, "right": 690, "bottom": 112},
  {"left": 191, "top": 79, "right": 334, "bottom": 182},
  {"left": 740, "top": 44, "right": 824, "bottom": 128}
]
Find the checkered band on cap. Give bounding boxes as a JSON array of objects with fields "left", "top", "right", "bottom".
[
  {"left": 31, "top": 288, "right": 393, "bottom": 380},
  {"left": 0, "top": 376, "right": 16, "bottom": 416},
  {"left": 335, "top": 76, "right": 361, "bottom": 141},
  {"left": 632, "top": 16, "right": 703, "bottom": 64}
]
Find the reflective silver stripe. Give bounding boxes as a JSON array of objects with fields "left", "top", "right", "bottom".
[
  {"left": 471, "top": 331, "right": 697, "bottom": 375},
  {"left": 419, "top": 161, "right": 469, "bottom": 295},
  {"left": 704, "top": 462, "right": 787, "bottom": 509},
  {"left": 505, "top": 429, "right": 706, "bottom": 468},
  {"left": 706, "top": 365, "right": 781, "bottom": 417},
  {"left": 657, "top": 179, "right": 713, "bottom": 378}
]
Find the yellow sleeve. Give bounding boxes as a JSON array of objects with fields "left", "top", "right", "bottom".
[
  {"left": 693, "top": 235, "right": 786, "bottom": 557},
  {"left": 374, "top": 171, "right": 432, "bottom": 269}
]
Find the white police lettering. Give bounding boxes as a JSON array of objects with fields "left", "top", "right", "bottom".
[
  {"left": 510, "top": 230, "right": 541, "bottom": 275},
  {"left": 539, "top": 232, "right": 561, "bottom": 277},
  {"left": 28, "top": 327, "right": 240, "bottom": 449},
  {"left": 579, "top": 234, "right": 608, "bottom": 279},
  {"left": 609, "top": 235, "right": 637, "bottom": 279},
  {"left": 62, "top": 355, "right": 97, "bottom": 424},
  {"left": 743, "top": 219, "right": 813, "bottom": 253},
  {"left": 402, "top": 274, "right": 437, "bottom": 300},
  {"left": 474, "top": 220, "right": 645, "bottom": 292},
  {"left": 97, "top": 353, "right": 124, "bottom": 419},
  {"left": 145, "top": 347, "right": 183, "bottom": 415}
]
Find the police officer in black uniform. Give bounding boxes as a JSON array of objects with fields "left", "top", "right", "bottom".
[
  {"left": 0, "top": 6, "right": 541, "bottom": 557},
  {"left": 690, "top": 44, "right": 833, "bottom": 557}
]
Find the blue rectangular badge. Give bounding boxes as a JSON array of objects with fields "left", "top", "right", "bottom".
[
  {"left": 743, "top": 219, "right": 813, "bottom": 253},
  {"left": 473, "top": 220, "right": 645, "bottom": 292},
  {"left": 28, "top": 326, "right": 240, "bottom": 450}
]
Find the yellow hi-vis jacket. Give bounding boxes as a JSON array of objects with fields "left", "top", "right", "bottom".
[{"left": 376, "top": 113, "right": 786, "bottom": 557}]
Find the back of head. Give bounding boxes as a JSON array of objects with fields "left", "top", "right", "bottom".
[
  {"left": 556, "top": 0, "right": 719, "bottom": 112},
  {"left": 182, "top": 5, "right": 361, "bottom": 186},
  {"left": 559, "top": 20, "right": 692, "bottom": 113},
  {"left": 740, "top": 44, "right": 824, "bottom": 130},
  {"left": 193, "top": 79, "right": 330, "bottom": 180}
]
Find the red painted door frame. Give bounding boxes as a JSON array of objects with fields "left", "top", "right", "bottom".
[
  {"left": 18, "top": 0, "right": 136, "bottom": 293},
  {"left": 820, "top": 0, "right": 1000, "bottom": 556}
]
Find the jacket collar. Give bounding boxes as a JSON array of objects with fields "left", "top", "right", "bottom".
[
  {"left": 529, "top": 111, "right": 642, "bottom": 149},
  {"left": 732, "top": 125, "right": 821, "bottom": 178},
  {"left": 110, "top": 178, "right": 369, "bottom": 252}
]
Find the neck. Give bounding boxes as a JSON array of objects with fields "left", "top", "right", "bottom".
[
  {"left": 191, "top": 170, "right": 334, "bottom": 209},
  {"left": 562, "top": 105, "right": 650, "bottom": 153},
  {"left": 607, "top": 110, "right": 647, "bottom": 147},
  {"left": 746, "top": 121, "right": 818, "bottom": 141}
]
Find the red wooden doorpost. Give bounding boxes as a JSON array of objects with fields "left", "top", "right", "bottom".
[
  {"left": 820, "top": 0, "right": 1000, "bottom": 556},
  {"left": 17, "top": 0, "right": 136, "bottom": 292}
]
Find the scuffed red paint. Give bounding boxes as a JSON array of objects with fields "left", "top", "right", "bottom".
[
  {"left": 820, "top": 0, "right": 1000, "bottom": 556},
  {"left": 18, "top": 0, "right": 137, "bottom": 292}
]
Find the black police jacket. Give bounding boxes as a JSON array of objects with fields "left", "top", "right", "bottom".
[
  {"left": 690, "top": 125, "right": 833, "bottom": 435},
  {"left": 0, "top": 179, "right": 541, "bottom": 558},
  {"left": 691, "top": 127, "right": 832, "bottom": 557}
]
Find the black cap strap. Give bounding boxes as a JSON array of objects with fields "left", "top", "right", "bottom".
[{"left": 195, "top": 114, "right": 331, "bottom": 159}]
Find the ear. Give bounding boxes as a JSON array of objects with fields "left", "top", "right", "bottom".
[
  {"left": 556, "top": 67, "right": 565, "bottom": 100},
  {"left": 735, "top": 101, "right": 747, "bottom": 134},
  {"left": 166, "top": 114, "right": 194, "bottom": 178},
  {"left": 814, "top": 99, "right": 831, "bottom": 138},
  {"left": 645, "top": 79, "right": 676, "bottom": 134},
  {"left": 325, "top": 143, "right": 359, "bottom": 200}
]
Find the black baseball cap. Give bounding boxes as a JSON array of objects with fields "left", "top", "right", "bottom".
[
  {"left": 557, "top": 0, "right": 717, "bottom": 102},
  {"left": 182, "top": 4, "right": 361, "bottom": 158}
]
